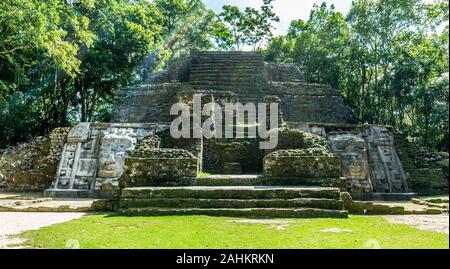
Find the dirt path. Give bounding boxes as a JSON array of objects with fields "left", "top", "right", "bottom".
[
  {"left": 0, "top": 212, "right": 85, "bottom": 248},
  {"left": 385, "top": 214, "right": 449, "bottom": 234}
]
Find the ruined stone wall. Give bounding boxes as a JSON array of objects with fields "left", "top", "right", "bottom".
[
  {"left": 111, "top": 83, "right": 186, "bottom": 123},
  {"left": 111, "top": 52, "right": 356, "bottom": 126},
  {"left": 270, "top": 82, "right": 357, "bottom": 124},
  {"left": 48, "top": 123, "right": 170, "bottom": 196},
  {"left": 123, "top": 149, "right": 197, "bottom": 187},
  {"left": 0, "top": 127, "right": 69, "bottom": 191},
  {"left": 260, "top": 129, "right": 344, "bottom": 187},
  {"left": 146, "top": 57, "right": 191, "bottom": 84},
  {"left": 288, "top": 122, "right": 410, "bottom": 196},
  {"left": 394, "top": 133, "right": 448, "bottom": 195},
  {"left": 201, "top": 129, "right": 334, "bottom": 175},
  {"left": 274, "top": 128, "right": 329, "bottom": 150},
  {"left": 84, "top": 51, "right": 413, "bottom": 198},
  {"left": 263, "top": 150, "right": 341, "bottom": 178}
]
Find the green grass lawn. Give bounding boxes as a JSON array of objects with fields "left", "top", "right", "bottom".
[{"left": 17, "top": 214, "right": 448, "bottom": 249}]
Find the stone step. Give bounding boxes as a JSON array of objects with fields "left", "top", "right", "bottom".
[
  {"left": 190, "top": 66, "right": 265, "bottom": 71},
  {"left": 190, "top": 68, "right": 263, "bottom": 73},
  {"left": 190, "top": 65, "right": 262, "bottom": 69},
  {"left": 120, "top": 198, "right": 344, "bottom": 210},
  {"left": 117, "top": 207, "right": 348, "bottom": 218},
  {"left": 192, "top": 52, "right": 262, "bottom": 57},
  {"left": 188, "top": 85, "right": 269, "bottom": 91},
  {"left": 190, "top": 63, "right": 264, "bottom": 67},
  {"left": 191, "top": 59, "right": 264, "bottom": 65},
  {"left": 190, "top": 75, "right": 264, "bottom": 80},
  {"left": 191, "top": 55, "right": 263, "bottom": 60},
  {"left": 189, "top": 87, "right": 263, "bottom": 92},
  {"left": 195, "top": 176, "right": 344, "bottom": 188},
  {"left": 189, "top": 80, "right": 262, "bottom": 88},
  {"left": 191, "top": 61, "right": 263, "bottom": 66},
  {"left": 191, "top": 52, "right": 263, "bottom": 57},
  {"left": 192, "top": 55, "right": 263, "bottom": 60},
  {"left": 191, "top": 51, "right": 262, "bottom": 55},
  {"left": 189, "top": 75, "right": 262, "bottom": 80},
  {"left": 189, "top": 82, "right": 262, "bottom": 87},
  {"left": 190, "top": 70, "right": 264, "bottom": 74},
  {"left": 121, "top": 186, "right": 341, "bottom": 200},
  {"left": 191, "top": 56, "right": 263, "bottom": 60},
  {"left": 190, "top": 61, "right": 264, "bottom": 66},
  {"left": 189, "top": 78, "right": 260, "bottom": 84},
  {"left": 191, "top": 56, "right": 262, "bottom": 59},
  {"left": 196, "top": 175, "right": 262, "bottom": 186},
  {"left": 189, "top": 74, "right": 261, "bottom": 81},
  {"left": 189, "top": 83, "right": 265, "bottom": 89}
]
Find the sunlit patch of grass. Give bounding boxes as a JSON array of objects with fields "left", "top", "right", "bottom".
[{"left": 17, "top": 214, "right": 449, "bottom": 249}]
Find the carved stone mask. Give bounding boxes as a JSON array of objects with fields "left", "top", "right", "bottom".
[
  {"left": 97, "top": 128, "right": 137, "bottom": 179},
  {"left": 328, "top": 134, "right": 369, "bottom": 180}
]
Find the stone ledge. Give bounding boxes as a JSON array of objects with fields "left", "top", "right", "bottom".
[
  {"left": 44, "top": 189, "right": 119, "bottom": 199},
  {"left": 341, "top": 192, "right": 448, "bottom": 215},
  {"left": 118, "top": 207, "right": 349, "bottom": 219},
  {"left": 122, "top": 186, "right": 341, "bottom": 200},
  {"left": 119, "top": 197, "right": 344, "bottom": 210},
  {"left": 262, "top": 177, "right": 346, "bottom": 188},
  {"left": 263, "top": 154, "right": 341, "bottom": 178},
  {"left": 196, "top": 175, "right": 262, "bottom": 186}
]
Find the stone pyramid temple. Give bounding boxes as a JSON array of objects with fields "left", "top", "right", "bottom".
[{"left": 45, "top": 51, "right": 415, "bottom": 217}]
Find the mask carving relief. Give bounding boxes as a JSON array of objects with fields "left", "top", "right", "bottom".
[
  {"left": 49, "top": 123, "right": 170, "bottom": 194},
  {"left": 328, "top": 133, "right": 372, "bottom": 193},
  {"left": 97, "top": 128, "right": 137, "bottom": 179}
]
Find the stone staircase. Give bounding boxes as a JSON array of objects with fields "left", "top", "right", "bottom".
[
  {"left": 118, "top": 186, "right": 348, "bottom": 218},
  {"left": 196, "top": 175, "right": 263, "bottom": 186},
  {"left": 189, "top": 51, "right": 269, "bottom": 92}
]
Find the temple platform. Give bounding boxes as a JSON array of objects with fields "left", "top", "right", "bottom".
[{"left": 118, "top": 186, "right": 348, "bottom": 218}]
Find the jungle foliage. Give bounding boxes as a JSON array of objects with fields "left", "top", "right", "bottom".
[
  {"left": 0, "top": 0, "right": 448, "bottom": 152},
  {"left": 264, "top": 0, "right": 449, "bottom": 150}
]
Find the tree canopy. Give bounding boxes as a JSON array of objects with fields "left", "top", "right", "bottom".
[
  {"left": 263, "top": 0, "right": 449, "bottom": 151},
  {"left": 0, "top": 0, "right": 448, "bottom": 152},
  {"left": 218, "top": 0, "right": 280, "bottom": 50}
]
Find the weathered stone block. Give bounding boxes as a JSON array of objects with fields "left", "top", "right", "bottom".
[
  {"left": 263, "top": 150, "right": 341, "bottom": 178},
  {"left": 122, "top": 149, "right": 198, "bottom": 187},
  {"left": 0, "top": 127, "right": 69, "bottom": 191},
  {"left": 275, "top": 128, "right": 329, "bottom": 150},
  {"left": 262, "top": 177, "right": 346, "bottom": 188}
]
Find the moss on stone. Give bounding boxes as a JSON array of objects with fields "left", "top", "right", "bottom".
[
  {"left": 121, "top": 187, "right": 341, "bottom": 200},
  {"left": 266, "top": 148, "right": 333, "bottom": 158},
  {"left": 130, "top": 148, "right": 195, "bottom": 159},
  {"left": 118, "top": 207, "right": 348, "bottom": 218},
  {"left": 261, "top": 177, "right": 346, "bottom": 188},
  {"left": 120, "top": 197, "right": 344, "bottom": 210},
  {"left": 276, "top": 128, "right": 329, "bottom": 150},
  {"left": 263, "top": 152, "right": 340, "bottom": 178},
  {"left": 0, "top": 127, "right": 69, "bottom": 191},
  {"left": 122, "top": 149, "right": 198, "bottom": 188}
]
